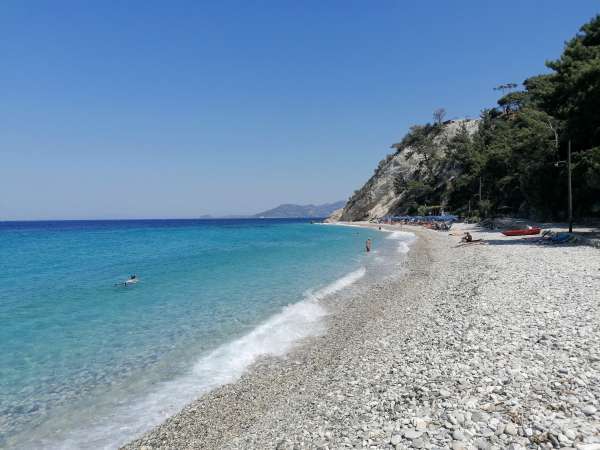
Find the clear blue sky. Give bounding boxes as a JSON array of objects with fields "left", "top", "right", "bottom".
[{"left": 2, "top": 1, "right": 598, "bottom": 219}]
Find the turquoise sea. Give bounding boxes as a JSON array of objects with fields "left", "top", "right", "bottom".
[{"left": 0, "top": 219, "right": 414, "bottom": 449}]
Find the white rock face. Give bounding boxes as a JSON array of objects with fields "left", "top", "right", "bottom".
[
  {"left": 338, "top": 119, "right": 479, "bottom": 221},
  {"left": 323, "top": 208, "right": 344, "bottom": 223}
]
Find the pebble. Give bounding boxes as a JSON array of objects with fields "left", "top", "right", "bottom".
[
  {"left": 582, "top": 405, "right": 597, "bottom": 416},
  {"left": 404, "top": 429, "right": 424, "bottom": 440},
  {"left": 453, "top": 430, "right": 466, "bottom": 440}
]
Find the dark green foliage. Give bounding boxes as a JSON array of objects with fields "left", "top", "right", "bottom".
[
  {"left": 543, "top": 15, "right": 600, "bottom": 149},
  {"left": 444, "top": 106, "right": 568, "bottom": 218},
  {"left": 393, "top": 14, "right": 600, "bottom": 219},
  {"left": 497, "top": 91, "right": 528, "bottom": 114},
  {"left": 392, "top": 123, "right": 447, "bottom": 214},
  {"left": 573, "top": 147, "right": 600, "bottom": 214}
]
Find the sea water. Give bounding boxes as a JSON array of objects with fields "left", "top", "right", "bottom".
[{"left": 0, "top": 219, "right": 414, "bottom": 449}]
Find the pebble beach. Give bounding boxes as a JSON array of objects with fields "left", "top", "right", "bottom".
[{"left": 125, "top": 223, "right": 600, "bottom": 450}]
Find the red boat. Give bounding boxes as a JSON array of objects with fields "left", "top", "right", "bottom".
[{"left": 502, "top": 226, "right": 541, "bottom": 236}]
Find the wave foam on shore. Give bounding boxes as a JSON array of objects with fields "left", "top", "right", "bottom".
[
  {"left": 47, "top": 267, "right": 368, "bottom": 449},
  {"left": 192, "top": 266, "right": 366, "bottom": 384},
  {"left": 385, "top": 230, "right": 417, "bottom": 253}
]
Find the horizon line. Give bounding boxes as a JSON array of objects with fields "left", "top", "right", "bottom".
[{"left": 0, "top": 216, "right": 330, "bottom": 223}]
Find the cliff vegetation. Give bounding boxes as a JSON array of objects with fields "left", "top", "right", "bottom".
[{"left": 340, "top": 14, "right": 600, "bottom": 222}]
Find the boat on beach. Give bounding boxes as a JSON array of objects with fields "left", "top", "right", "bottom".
[{"left": 501, "top": 226, "right": 541, "bottom": 236}]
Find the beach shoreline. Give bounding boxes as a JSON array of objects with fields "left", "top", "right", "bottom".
[{"left": 124, "top": 223, "right": 600, "bottom": 450}]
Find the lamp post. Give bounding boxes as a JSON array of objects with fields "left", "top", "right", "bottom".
[
  {"left": 555, "top": 140, "right": 573, "bottom": 233},
  {"left": 567, "top": 140, "right": 573, "bottom": 233}
]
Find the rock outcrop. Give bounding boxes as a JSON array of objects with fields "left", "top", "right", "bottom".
[
  {"left": 335, "top": 119, "right": 479, "bottom": 222},
  {"left": 323, "top": 208, "right": 344, "bottom": 223}
]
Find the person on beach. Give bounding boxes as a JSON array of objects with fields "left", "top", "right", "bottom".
[
  {"left": 366, "top": 238, "right": 372, "bottom": 252},
  {"left": 459, "top": 232, "right": 484, "bottom": 245}
]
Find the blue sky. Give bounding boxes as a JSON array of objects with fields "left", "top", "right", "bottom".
[{"left": 2, "top": 1, "right": 599, "bottom": 219}]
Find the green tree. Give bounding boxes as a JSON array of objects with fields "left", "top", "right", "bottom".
[{"left": 389, "top": 15, "right": 600, "bottom": 219}]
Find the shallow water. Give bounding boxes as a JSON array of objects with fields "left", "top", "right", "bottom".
[{"left": 0, "top": 219, "right": 413, "bottom": 449}]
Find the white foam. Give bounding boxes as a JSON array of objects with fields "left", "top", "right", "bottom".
[
  {"left": 385, "top": 230, "right": 417, "bottom": 254},
  {"left": 324, "top": 223, "right": 416, "bottom": 255},
  {"left": 385, "top": 230, "right": 417, "bottom": 241},
  {"left": 321, "top": 222, "right": 364, "bottom": 228},
  {"left": 42, "top": 267, "right": 367, "bottom": 450},
  {"left": 307, "top": 266, "right": 366, "bottom": 300}
]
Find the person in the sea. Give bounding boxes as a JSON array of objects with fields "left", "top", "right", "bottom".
[
  {"left": 365, "top": 238, "right": 372, "bottom": 252},
  {"left": 115, "top": 274, "right": 137, "bottom": 287}
]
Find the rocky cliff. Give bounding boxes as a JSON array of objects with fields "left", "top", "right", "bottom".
[
  {"left": 323, "top": 207, "right": 344, "bottom": 223},
  {"left": 338, "top": 119, "right": 479, "bottom": 221}
]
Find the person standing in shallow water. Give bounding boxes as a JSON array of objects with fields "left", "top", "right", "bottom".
[{"left": 365, "top": 238, "right": 372, "bottom": 252}]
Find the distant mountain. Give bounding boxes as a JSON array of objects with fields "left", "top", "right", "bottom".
[{"left": 253, "top": 201, "right": 346, "bottom": 218}]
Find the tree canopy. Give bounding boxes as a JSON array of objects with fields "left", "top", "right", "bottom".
[{"left": 394, "top": 14, "right": 600, "bottom": 219}]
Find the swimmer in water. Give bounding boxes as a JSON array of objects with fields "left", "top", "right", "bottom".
[
  {"left": 365, "top": 238, "right": 372, "bottom": 252},
  {"left": 116, "top": 274, "right": 138, "bottom": 287}
]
